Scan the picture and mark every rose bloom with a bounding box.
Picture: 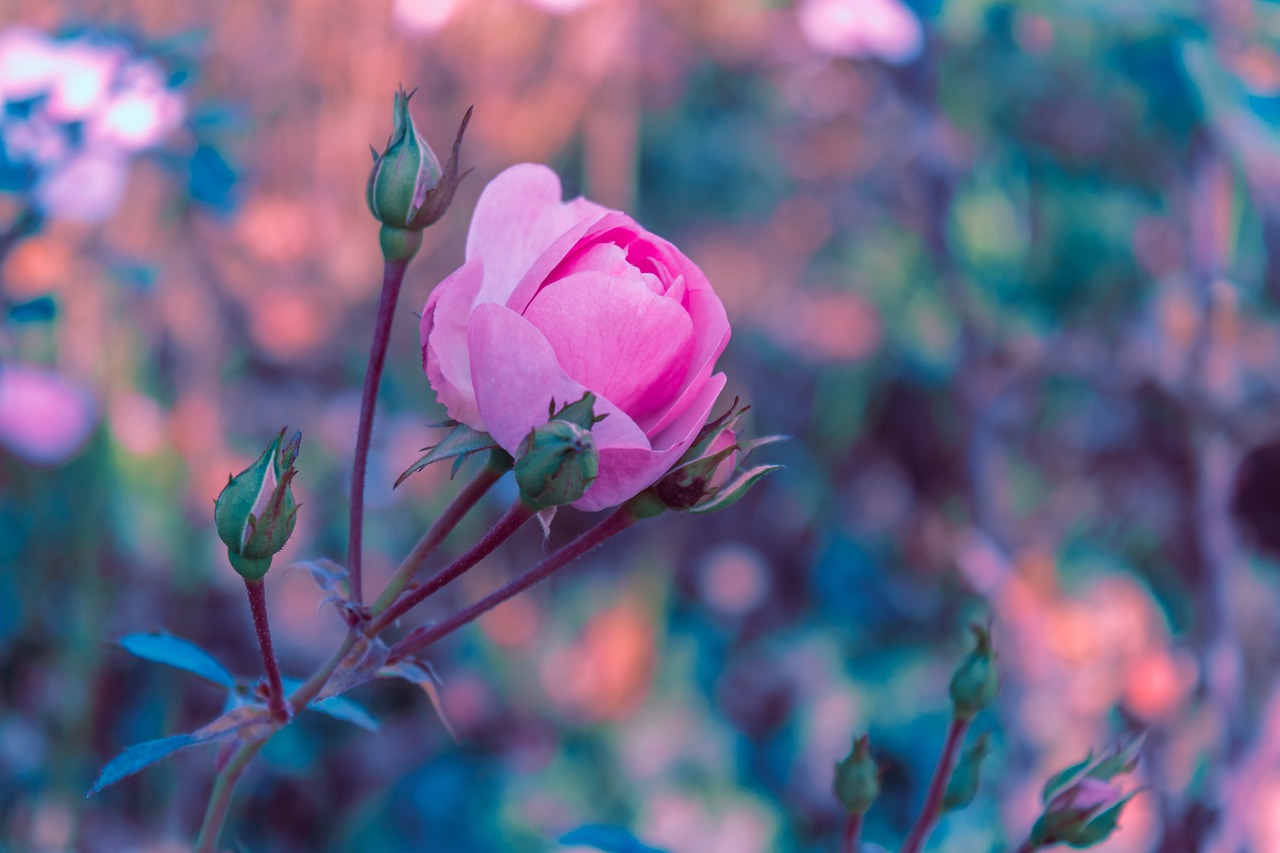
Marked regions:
[421,164,730,511]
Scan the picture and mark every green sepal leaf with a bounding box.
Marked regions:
[735,434,788,458]
[1066,791,1141,848]
[548,391,608,431]
[1042,753,1093,804]
[1087,735,1145,782]
[685,464,782,514]
[395,422,499,487]
[118,632,235,688]
[559,825,671,853]
[89,705,275,795]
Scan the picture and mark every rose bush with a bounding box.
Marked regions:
[420,163,730,511]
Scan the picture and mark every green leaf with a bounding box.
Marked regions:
[89,705,275,794]
[395,422,499,486]
[118,632,235,688]
[686,464,783,514]
[89,733,201,795]
[559,825,670,853]
[280,678,378,732]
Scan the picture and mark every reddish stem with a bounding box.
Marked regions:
[899,716,970,853]
[347,259,409,607]
[841,812,865,853]
[244,579,289,721]
[369,453,510,617]
[366,500,535,635]
[388,506,635,662]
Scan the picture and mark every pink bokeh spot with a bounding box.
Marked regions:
[0,364,96,465]
[798,0,924,65]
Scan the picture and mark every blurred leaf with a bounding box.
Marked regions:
[118,632,235,688]
[7,295,56,323]
[188,143,238,212]
[280,677,378,732]
[379,659,457,742]
[559,825,670,853]
[90,705,274,794]
[395,422,498,486]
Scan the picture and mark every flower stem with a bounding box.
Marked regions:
[369,452,511,617]
[191,631,356,850]
[347,259,410,607]
[366,499,535,635]
[388,506,636,662]
[899,716,970,853]
[193,739,266,853]
[244,578,289,722]
[842,812,865,853]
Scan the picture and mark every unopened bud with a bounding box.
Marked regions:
[833,735,880,815]
[366,87,471,261]
[942,732,992,812]
[214,428,301,580]
[655,428,737,510]
[515,420,598,510]
[949,623,998,720]
[1031,776,1134,848]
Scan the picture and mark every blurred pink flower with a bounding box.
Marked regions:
[34,148,130,222]
[0,27,61,101]
[0,363,96,465]
[393,0,459,34]
[798,0,923,65]
[420,163,730,510]
[521,0,595,14]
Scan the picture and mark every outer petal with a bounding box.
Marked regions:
[575,372,727,511]
[421,258,486,428]
[505,211,636,315]
[521,271,694,422]
[467,302,649,456]
[466,164,607,307]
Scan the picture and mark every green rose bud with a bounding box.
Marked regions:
[214,428,301,581]
[833,735,880,815]
[514,420,599,510]
[366,87,472,261]
[949,623,999,720]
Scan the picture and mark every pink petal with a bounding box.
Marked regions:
[575,372,727,511]
[421,257,486,428]
[466,164,607,308]
[505,211,636,315]
[522,271,695,423]
[467,302,649,456]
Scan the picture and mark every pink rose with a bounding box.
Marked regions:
[420,164,730,511]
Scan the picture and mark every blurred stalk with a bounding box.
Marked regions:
[898,716,970,853]
[369,450,511,617]
[387,506,636,661]
[841,812,864,853]
[365,499,535,635]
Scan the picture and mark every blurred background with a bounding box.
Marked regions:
[3,0,1280,850]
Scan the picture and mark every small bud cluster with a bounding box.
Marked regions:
[214,428,301,581]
